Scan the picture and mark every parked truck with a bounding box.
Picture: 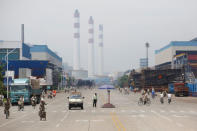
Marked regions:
[10,78,42,104]
[174,83,189,97]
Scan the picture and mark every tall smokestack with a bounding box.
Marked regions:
[21,24,24,44]
[73,9,80,70]
[88,16,95,77]
[98,24,104,76]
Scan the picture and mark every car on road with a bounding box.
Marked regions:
[67,92,84,110]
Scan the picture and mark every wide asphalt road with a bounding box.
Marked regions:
[0,88,197,131]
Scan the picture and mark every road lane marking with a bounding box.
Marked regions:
[92,120,104,122]
[21,121,34,123]
[56,123,60,127]
[0,114,27,128]
[139,114,145,117]
[140,110,145,113]
[76,120,88,122]
[110,113,121,131]
[130,110,136,113]
[121,110,125,113]
[52,110,57,113]
[111,112,126,131]
[176,122,183,127]
[173,115,187,118]
[180,110,185,113]
[151,110,172,122]
[170,110,175,113]
[160,110,165,113]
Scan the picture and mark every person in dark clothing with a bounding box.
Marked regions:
[93,93,97,108]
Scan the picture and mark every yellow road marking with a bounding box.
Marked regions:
[110,112,126,131]
[113,112,126,131]
[110,113,121,131]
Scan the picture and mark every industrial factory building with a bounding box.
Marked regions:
[0,41,31,60]
[30,45,62,68]
[155,38,197,70]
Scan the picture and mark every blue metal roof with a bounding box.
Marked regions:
[155,41,197,54]
[30,45,62,62]
[1,60,49,77]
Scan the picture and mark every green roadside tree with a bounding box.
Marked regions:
[118,75,129,88]
[0,64,6,95]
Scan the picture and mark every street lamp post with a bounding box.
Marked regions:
[5,48,17,98]
[145,42,150,68]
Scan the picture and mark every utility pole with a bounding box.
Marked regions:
[145,42,150,68]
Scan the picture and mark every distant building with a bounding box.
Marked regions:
[0,41,31,60]
[155,38,197,70]
[30,45,62,68]
[71,70,88,79]
[140,58,148,68]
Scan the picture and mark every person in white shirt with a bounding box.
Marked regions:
[167,93,172,104]
[160,92,164,104]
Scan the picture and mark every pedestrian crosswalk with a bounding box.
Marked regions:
[3,108,197,115]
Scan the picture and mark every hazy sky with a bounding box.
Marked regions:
[0,0,197,73]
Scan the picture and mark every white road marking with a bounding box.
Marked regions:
[59,111,70,124]
[0,114,27,128]
[81,110,86,113]
[130,115,137,117]
[140,110,145,113]
[173,115,187,118]
[91,120,104,122]
[111,110,115,113]
[52,110,57,113]
[160,110,165,113]
[21,121,34,123]
[101,110,104,112]
[62,110,67,113]
[176,122,183,127]
[130,110,136,113]
[56,123,60,127]
[180,110,185,113]
[189,110,197,114]
[170,110,175,113]
[76,120,89,122]
[151,110,172,122]
[121,110,125,113]
[139,114,145,117]
[91,110,96,113]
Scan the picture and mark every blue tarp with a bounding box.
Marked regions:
[187,83,197,93]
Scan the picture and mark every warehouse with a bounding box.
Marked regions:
[30,45,62,68]
[155,38,197,69]
[0,40,31,60]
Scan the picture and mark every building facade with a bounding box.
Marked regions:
[30,45,62,68]
[140,58,148,68]
[155,38,197,69]
[0,41,31,60]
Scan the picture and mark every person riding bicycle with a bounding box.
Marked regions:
[4,98,10,118]
[40,97,46,111]
[18,96,24,111]
[143,92,148,105]
[151,87,155,99]
[31,95,37,106]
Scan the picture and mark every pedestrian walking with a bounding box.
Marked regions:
[167,92,172,104]
[93,93,97,108]
[160,92,164,104]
